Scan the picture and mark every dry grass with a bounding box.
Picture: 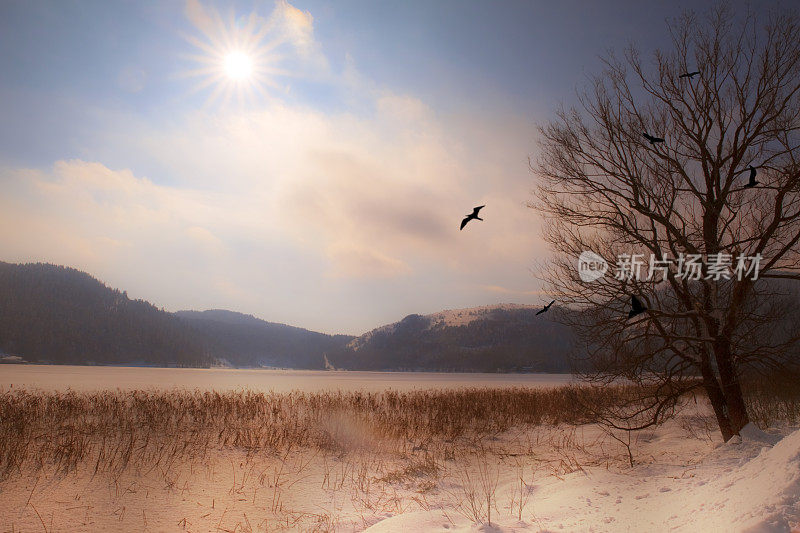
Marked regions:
[743,373,800,428]
[0,382,797,482]
[0,385,639,480]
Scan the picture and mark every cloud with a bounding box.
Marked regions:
[1,161,237,265]
[327,244,411,279]
[271,0,316,56]
[267,0,329,76]
[111,96,471,278]
[186,225,224,252]
[76,83,546,279]
[376,94,432,123]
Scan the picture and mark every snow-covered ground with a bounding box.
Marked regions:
[365,423,800,532]
[2,405,798,532]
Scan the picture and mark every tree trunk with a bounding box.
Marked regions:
[714,340,750,437]
[699,354,735,441]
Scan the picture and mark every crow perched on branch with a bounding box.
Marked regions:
[742,165,759,188]
[628,295,647,319]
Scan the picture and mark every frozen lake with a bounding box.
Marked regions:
[0,365,574,392]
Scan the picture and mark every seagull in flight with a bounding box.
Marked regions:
[460,205,485,230]
[643,132,665,145]
[536,300,555,316]
[742,165,759,188]
[679,71,700,79]
[628,295,647,319]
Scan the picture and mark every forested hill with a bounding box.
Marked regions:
[0,262,210,366]
[327,305,579,372]
[0,262,351,368]
[175,310,353,369]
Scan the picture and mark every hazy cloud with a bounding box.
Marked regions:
[271,0,316,56]
[327,244,411,279]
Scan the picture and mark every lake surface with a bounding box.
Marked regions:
[0,365,574,392]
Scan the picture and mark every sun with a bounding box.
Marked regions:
[223,51,253,81]
[181,7,288,107]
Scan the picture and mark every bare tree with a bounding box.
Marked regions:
[533,5,800,441]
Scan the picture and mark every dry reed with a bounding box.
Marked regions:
[0,382,796,481]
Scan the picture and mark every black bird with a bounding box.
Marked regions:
[536,300,555,316]
[460,205,485,230]
[643,132,665,144]
[679,70,700,79]
[628,295,647,319]
[743,165,759,188]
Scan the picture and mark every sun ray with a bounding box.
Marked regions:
[180,4,288,107]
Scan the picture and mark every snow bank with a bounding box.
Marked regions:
[688,426,800,532]
[365,427,800,532]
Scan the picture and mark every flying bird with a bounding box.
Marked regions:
[628,295,647,319]
[643,132,665,144]
[460,205,485,230]
[742,165,759,188]
[536,300,556,316]
[679,71,700,79]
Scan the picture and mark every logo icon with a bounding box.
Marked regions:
[578,251,608,282]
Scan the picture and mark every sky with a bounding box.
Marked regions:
[0,0,760,334]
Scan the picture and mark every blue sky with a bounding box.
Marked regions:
[0,0,759,334]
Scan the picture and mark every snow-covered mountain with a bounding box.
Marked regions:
[347,304,540,351]
[333,304,578,372]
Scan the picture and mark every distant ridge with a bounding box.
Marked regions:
[0,261,578,372]
[347,304,539,351]
[175,309,353,369]
[331,304,578,372]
